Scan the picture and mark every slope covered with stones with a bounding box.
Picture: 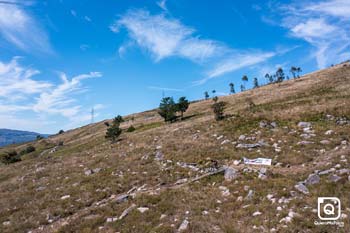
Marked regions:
[0,62,350,233]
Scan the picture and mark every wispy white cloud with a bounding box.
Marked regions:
[113,10,223,63]
[33,72,102,118]
[70,9,77,17]
[305,0,350,19]
[0,57,102,132]
[157,0,168,11]
[118,41,134,58]
[290,18,336,40]
[0,2,53,54]
[114,10,198,61]
[178,38,221,63]
[113,9,274,84]
[84,16,91,22]
[0,57,52,98]
[273,0,350,68]
[147,86,184,92]
[199,52,275,84]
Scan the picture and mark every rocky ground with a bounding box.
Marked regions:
[0,62,350,232]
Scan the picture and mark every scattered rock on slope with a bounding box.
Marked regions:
[298,122,311,128]
[236,143,261,149]
[137,207,149,213]
[178,219,189,232]
[119,204,137,220]
[294,183,309,194]
[155,151,164,161]
[329,174,341,183]
[224,167,238,181]
[305,173,320,186]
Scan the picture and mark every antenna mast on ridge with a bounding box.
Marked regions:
[91,107,94,124]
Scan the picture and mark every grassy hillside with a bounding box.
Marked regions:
[0,62,350,233]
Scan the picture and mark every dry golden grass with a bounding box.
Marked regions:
[0,62,350,233]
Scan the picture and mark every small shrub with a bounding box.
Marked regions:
[104,122,110,127]
[0,151,21,164]
[105,116,123,142]
[127,125,136,132]
[19,149,27,156]
[212,101,226,121]
[106,124,122,142]
[113,115,124,124]
[58,141,64,146]
[19,146,35,155]
[25,145,36,153]
[58,130,65,134]
[36,135,44,140]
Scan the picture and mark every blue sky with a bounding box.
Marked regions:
[0,0,349,133]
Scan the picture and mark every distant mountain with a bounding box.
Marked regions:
[0,129,50,147]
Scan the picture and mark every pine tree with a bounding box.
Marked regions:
[275,68,285,83]
[105,122,122,142]
[177,96,189,119]
[240,84,245,92]
[158,97,177,122]
[229,83,235,94]
[204,91,209,100]
[290,66,302,79]
[290,66,297,79]
[242,75,248,90]
[253,77,259,88]
[113,115,124,124]
[105,115,123,142]
[265,73,273,84]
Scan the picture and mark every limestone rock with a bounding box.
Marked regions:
[178,219,189,232]
[295,183,309,194]
[305,174,320,186]
[137,207,149,213]
[155,151,164,161]
[224,167,238,181]
[298,122,311,128]
[320,140,330,145]
[119,204,136,220]
[252,211,262,216]
[236,143,261,149]
[329,174,341,183]
[61,195,70,200]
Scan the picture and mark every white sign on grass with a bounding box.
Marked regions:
[243,157,272,166]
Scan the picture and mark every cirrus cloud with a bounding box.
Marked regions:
[111,9,275,84]
[0,57,102,132]
[0,1,53,54]
[271,0,350,68]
